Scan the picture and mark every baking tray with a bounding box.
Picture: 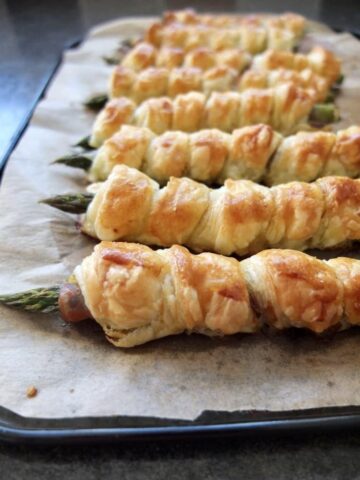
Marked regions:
[2,29,360,446]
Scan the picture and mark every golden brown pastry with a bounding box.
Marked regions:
[253,47,341,84]
[82,165,360,255]
[121,42,252,73]
[109,65,238,103]
[109,65,329,103]
[90,85,316,147]
[3,245,360,347]
[145,16,303,53]
[70,242,356,347]
[238,68,329,102]
[87,125,360,185]
[161,9,305,39]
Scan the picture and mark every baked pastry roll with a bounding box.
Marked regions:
[90,85,317,147]
[5,244,356,347]
[83,125,360,186]
[109,65,238,103]
[146,18,302,53]
[162,9,305,40]
[75,244,346,347]
[109,64,329,103]
[253,47,341,84]
[81,165,360,256]
[121,42,252,73]
[239,68,329,102]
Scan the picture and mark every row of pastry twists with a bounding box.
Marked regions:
[59,13,358,347]
[88,124,360,185]
[3,11,356,350]
[73,242,360,347]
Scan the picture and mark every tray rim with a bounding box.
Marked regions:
[2,405,360,445]
[1,24,360,446]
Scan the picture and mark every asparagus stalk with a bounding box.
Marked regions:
[40,193,94,214]
[84,94,108,112]
[52,151,96,171]
[74,135,95,150]
[0,287,60,314]
[309,103,339,126]
[102,38,138,65]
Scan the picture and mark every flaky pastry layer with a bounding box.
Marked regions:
[90,85,316,147]
[74,242,360,347]
[89,125,360,185]
[109,65,330,104]
[83,165,360,256]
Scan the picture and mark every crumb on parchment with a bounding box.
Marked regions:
[26,386,38,398]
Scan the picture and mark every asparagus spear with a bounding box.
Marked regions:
[74,135,95,150]
[309,103,340,126]
[84,94,108,112]
[0,287,60,313]
[40,193,94,214]
[52,151,96,171]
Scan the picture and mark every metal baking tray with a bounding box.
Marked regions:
[2,30,360,446]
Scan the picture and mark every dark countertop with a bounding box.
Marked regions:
[2,0,360,476]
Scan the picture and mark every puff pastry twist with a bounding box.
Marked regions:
[145,20,301,54]
[120,43,340,86]
[83,165,360,256]
[121,42,252,73]
[88,125,360,185]
[109,65,330,104]
[90,85,316,147]
[73,242,360,347]
[254,47,341,85]
[161,10,305,39]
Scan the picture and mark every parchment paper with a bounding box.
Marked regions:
[1,17,360,421]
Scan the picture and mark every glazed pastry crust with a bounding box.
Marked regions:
[253,47,341,84]
[109,65,329,103]
[161,9,305,39]
[90,85,316,147]
[109,65,239,103]
[89,125,360,185]
[121,42,252,73]
[74,243,356,347]
[82,165,360,256]
[145,19,301,54]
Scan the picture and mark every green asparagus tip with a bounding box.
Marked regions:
[74,135,95,150]
[324,92,335,103]
[103,55,120,65]
[52,153,94,171]
[84,94,108,112]
[335,73,344,85]
[0,286,60,314]
[309,103,339,126]
[40,193,94,214]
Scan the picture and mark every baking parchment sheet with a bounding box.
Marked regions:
[1,17,360,421]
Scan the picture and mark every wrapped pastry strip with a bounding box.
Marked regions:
[118,43,340,87]
[145,20,301,54]
[109,65,330,103]
[45,165,360,256]
[57,125,360,186]
[253,47,342,85]
[2,243,360,347]
[90,85,323,147]
[121,42,252,73]
[161,9,305,39]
